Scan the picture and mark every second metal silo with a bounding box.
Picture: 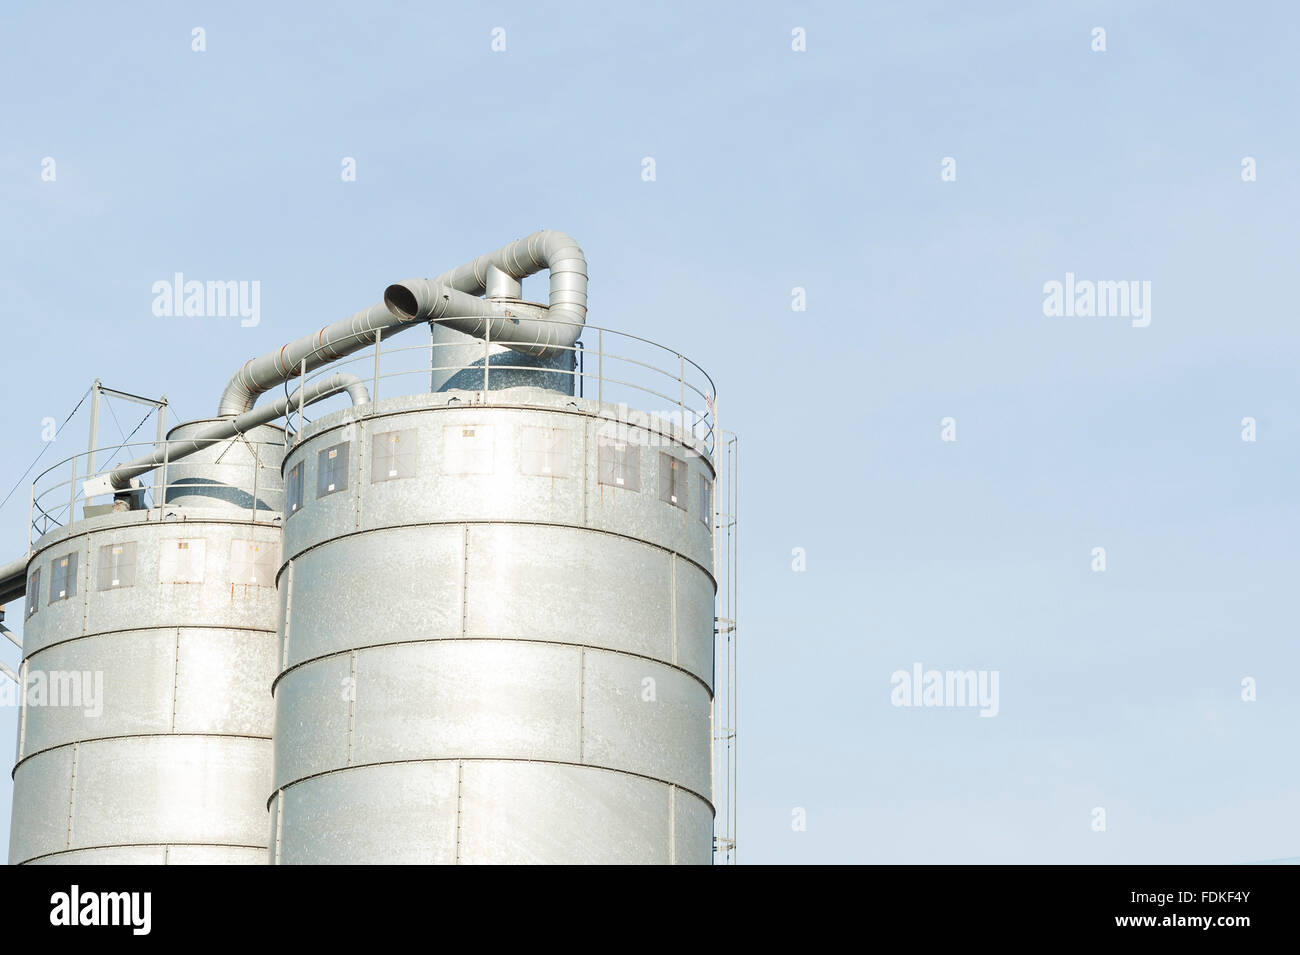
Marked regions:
[7,421,285,864]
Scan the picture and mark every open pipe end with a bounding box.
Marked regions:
[383,283,422,320]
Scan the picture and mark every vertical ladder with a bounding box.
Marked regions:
[711,431,738,864]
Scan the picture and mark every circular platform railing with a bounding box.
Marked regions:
[279,318,718,453]
[26,321,716,548]
[27,437,285,547]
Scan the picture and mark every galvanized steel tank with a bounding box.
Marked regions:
[270,387,716,863]
[7,425,285,864]
[162,419,286,514]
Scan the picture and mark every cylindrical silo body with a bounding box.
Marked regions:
[7,427,285,865]
[270,387,716,864]
[163,419,286,513]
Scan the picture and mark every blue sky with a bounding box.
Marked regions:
[1,0,1296,862]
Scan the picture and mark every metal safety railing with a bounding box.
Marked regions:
[25,320,718,549]
[27,436,285,548]
[280,318,719,456]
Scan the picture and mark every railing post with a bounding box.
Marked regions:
[483,313,491,395]
[160,439,170,509]
[154,397,167,508]
[85,379,102,482]
[597,329,604,405]
[28,481,35,547]
[679,355,686,442]
[251,438,261,518]
[372,328,382,404]
[297,359,306,443]
[67,455,77,523]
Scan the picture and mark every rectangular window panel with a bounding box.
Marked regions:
[699,475,712,526]
[658,453,687,509]
[521,427,572,478]
[317,442,350,497]
[231,539,277,587]
[26,568,39,619]
[160,538,206,583]
[443,426,494,474]
[97,542,138,590]
[49,552,78,603]
[286,462,304,517]
[372,429,418,483]
[598,439,640,490]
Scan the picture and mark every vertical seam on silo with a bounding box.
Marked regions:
[171,628,180,732]
[460,526,469,637]
[578,647,585,762]
[282,560,294,671]
[17,659,28,759]
[346,651,357,766]
[66,742,79,849]
[454,759,463,864]
[671,555,678,665]
[668,785,676,865]
[354,427,364,531]
[581,417,589,528]
[80,539,89,632]
[274,790,284,865]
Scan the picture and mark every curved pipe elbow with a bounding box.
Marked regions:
[419,228,588,337]
[383,278,581,357]
[343,375,370,406]
[289,372,370,409]
[385,233,587,357]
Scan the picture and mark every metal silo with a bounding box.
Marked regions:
[269,388,716,863]
[261,232,722,863]
[7,422,286,864]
